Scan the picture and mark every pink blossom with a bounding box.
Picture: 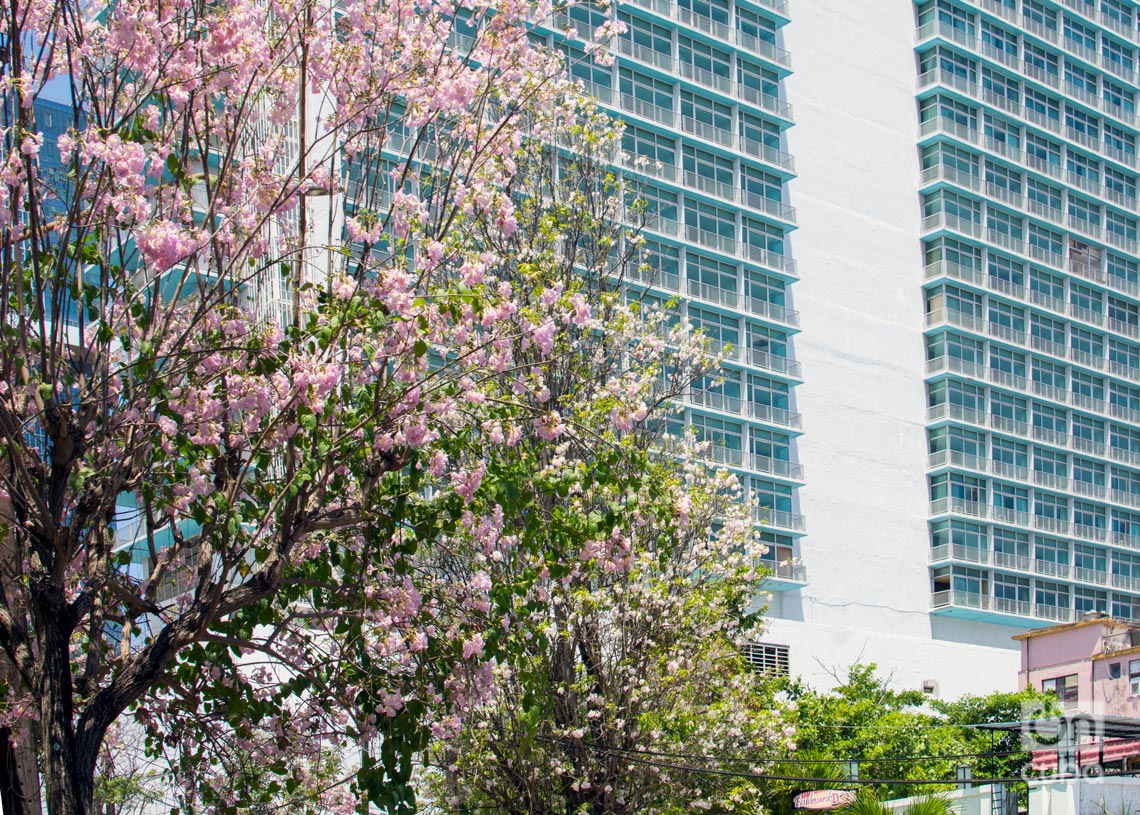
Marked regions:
[535,411,565,440]
[461,634,484,660]
[450,461,486,502]
[136,221,201,272]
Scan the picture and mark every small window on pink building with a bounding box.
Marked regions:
[1042,675,1079,709]
[1130,660,1140,696]
[1110,662,1122,680]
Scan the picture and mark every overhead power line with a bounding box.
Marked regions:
[578,744,1037,787]
[570,741,1027,766]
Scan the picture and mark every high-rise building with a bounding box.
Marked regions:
[552,0,809,585]
[779,0,1140,697]
[571,0,1140,697]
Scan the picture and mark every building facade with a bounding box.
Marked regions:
[1016,617,1140,773]
[766,0,1140,697]
[915,0,1140,640]
[578,0,1140,698]
[1017,616,1140,716]
[551,0,809,583]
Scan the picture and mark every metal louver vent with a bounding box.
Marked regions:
[741,642,790,677]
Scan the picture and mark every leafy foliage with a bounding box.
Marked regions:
[838,792,955,815]
[417,107,788,815]
[774,665,1059,801]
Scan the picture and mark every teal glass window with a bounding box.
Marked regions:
[1023,0,1057,31]
[992,391,1027,425]
[1064,16,1097,51]
[1110,339,1140,372]
[1103,37,1135,74]
[1105,123,1136,156]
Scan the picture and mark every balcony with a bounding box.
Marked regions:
[1073,479,1108,499]
[931,589,1077,626]
[1075,566,1110,585]
[924,259,986,287]
[614,36,673,72]
[748,453,805,482]
[974,0,1018,24]
[1035,559,1072,579]
[619,0,791,54]
[752,505,806,532]
[681,225,798,277]
[759,558,808,591]
[926,400,988,427]
[688,388,742,415]
[678,173,798,225]
[623,260,680,293]
[1035,604,1077,623]
[704,336,741,362]
[1035,470,1071,491]
[678,60,733,95]
[696,443,744,468]
[734,29,792,69]
[924,353,985,380]
[924,306,985,333]
[747,401,803,431]
[618,150,677,183]
[929,496,987,518]
[743,295,800,328]
[929,543,989,565]
[1113,572,1140,592]
[994,551,1032,571]
[739,135,796,173]
[619,93,675,127]
[746,348,803,379]
[1034,514,1071,535]
[1073,523,1109,543]
[686,277,738,308]
[926,448,988,475]
[933,589,987,611]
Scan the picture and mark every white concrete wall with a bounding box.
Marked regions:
[1032,777,1140,815]
[883,785,995,815]
[762,0,1020,699]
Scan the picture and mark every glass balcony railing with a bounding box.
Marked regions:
[748,454,805,481]
[746,402,803,430]
[760,559,807,586]
[688,388,742,415]
[931,589,1078,624]
[752,506,806,532]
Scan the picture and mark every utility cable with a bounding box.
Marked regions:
[573,743,1044,787]
[555,740,1029,767]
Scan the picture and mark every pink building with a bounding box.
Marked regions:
[1018,614,1140,773]
[1018,615,1140,717]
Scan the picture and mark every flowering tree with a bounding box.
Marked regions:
[431,444,794,815]
[418,110,793,815]
[0,0,658,808]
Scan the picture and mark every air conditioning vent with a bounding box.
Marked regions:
[742,642,790,677]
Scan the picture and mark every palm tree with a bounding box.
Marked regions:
[838,792,956,815]
[756,757,851,815]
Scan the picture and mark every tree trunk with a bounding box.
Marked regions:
[39,608,97,815]
[0,727,25,815]
[0,675,41,815]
